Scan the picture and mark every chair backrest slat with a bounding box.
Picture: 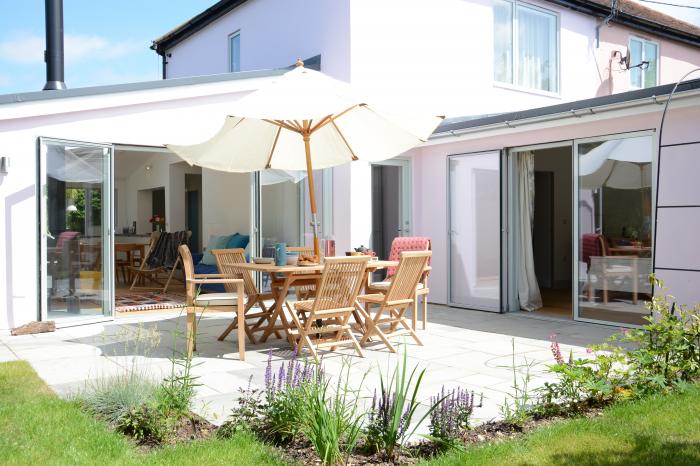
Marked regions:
[312,256,369,313]
[385,251,431,303]
[212,248,258,296]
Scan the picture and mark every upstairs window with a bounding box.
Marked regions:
[229,31,240,72]
[494,0,559,93]
[629,37,658,89]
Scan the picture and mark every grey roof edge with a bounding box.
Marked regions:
[434,78,700,135]
[0,68,285,107]
[152,0,249,54]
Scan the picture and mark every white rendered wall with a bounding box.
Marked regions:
[165,0,351,82]
[0,78,268,330]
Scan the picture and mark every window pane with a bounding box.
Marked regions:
[644,42,657,88]
[629,39,642,88]
[494,0,513,84]
[577,135,653,325]
[517,5,557,92]
[230,33,240,72]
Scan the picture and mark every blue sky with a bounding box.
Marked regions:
[0,0,698,95]
[0,0,217,94]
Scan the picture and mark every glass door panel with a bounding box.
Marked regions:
[40,139,113,324]
[448,152,501,311]
[575,134,653,325]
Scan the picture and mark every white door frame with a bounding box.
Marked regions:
[38,137,115,327]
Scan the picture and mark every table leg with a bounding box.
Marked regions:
[237,281,245,361]
[261,275,294,344]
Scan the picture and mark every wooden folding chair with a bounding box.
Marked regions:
[212,248,281,344]
[358,251,431,352]
[290,256,370,361]
[179,245,245,359]
[287,246,316,300]
[130,231,190,293]
[367,237,432,330]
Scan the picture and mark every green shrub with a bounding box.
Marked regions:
[116,404,167,444]
[542,276,700,410]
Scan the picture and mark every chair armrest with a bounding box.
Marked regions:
[194,273,230,278]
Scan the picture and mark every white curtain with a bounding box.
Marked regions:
[518,152,542,312]
[517,5,557,92]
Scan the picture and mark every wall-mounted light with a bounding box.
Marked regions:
[145,164,152,172]
[0,156,9,174]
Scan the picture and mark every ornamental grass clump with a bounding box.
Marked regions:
[427,387,482,449]
[364,348,443,460]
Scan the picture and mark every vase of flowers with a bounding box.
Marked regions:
[149,215,165,232]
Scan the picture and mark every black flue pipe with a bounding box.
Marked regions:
[43,0,66,90]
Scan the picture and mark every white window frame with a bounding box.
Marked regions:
[628,36,659,89]
[493,0,561,96]
[228,30,241,72]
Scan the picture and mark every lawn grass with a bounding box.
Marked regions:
[3,360,700,466]
[0,361,289,466]
[422,385,700,466]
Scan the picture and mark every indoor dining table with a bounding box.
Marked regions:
[232,259,399,345]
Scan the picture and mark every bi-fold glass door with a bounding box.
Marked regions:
[573,132,655,326]
[448,151,503,312]
[39,138,114,325]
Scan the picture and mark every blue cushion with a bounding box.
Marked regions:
[193,262,224,292]
[201,235,231,266]
[226,233,250,250]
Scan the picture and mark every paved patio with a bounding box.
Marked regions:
[0,304,617,429]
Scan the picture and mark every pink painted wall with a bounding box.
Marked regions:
[596,23,700,96]
[410,98,700,306]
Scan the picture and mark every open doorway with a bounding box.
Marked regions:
[512,145,573,319]
[371,159,411,279]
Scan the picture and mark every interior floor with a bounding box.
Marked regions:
[533,288,572,319]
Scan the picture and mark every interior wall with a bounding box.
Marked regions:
[201,169,251,242]
[533,146,573,289]
[261,181,301,247]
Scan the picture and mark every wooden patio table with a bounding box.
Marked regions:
[233,259,399,345]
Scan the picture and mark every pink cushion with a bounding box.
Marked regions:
[386,236,431,278]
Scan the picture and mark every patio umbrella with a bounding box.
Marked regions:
[167,60,443,258]
[579,137,652,190]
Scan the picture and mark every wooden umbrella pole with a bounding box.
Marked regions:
[303,131,321,259]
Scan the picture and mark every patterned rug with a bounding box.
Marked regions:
[115,291,186,313]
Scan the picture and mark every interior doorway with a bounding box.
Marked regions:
[511,144,573,319]
[371,159,411,278]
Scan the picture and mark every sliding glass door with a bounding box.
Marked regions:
[574,133,654,325]
[39,138,113,324]
[448,152,502,311]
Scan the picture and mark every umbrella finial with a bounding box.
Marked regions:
[295,58,304,68]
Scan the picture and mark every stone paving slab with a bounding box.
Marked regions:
[0,305,616,429]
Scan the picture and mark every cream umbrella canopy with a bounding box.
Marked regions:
[167,60,443,258]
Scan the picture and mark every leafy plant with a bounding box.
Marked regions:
[365,347,443,460]
[301,359,366,466]
[218,375,264,439]
[427,386,482,450]
[116,404,166,444]
[499,339,538,426]
[261,349,321,444]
